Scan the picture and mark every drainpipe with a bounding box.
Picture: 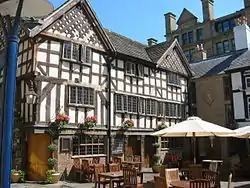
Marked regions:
[107,57,113,164]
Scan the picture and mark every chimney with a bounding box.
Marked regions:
[192,44,207,61]
[147,38,158,46]
[164,12,176,41]
[201,0,214,21]
[234,16,250,50]
[244,0,250,8]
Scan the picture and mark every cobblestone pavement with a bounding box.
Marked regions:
[11,169,250,188]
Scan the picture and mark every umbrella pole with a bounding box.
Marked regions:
[193,133,196,164]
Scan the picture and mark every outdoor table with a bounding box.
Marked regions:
[171,180,215,188]
[98,171,123,188]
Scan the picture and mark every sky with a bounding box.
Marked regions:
[50,0,244,45]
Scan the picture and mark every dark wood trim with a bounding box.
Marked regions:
[40,83,56,102]
[46,40,51,75]
[34,76,67,84]
[37,65,47,76]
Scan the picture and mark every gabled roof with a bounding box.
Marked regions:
[190,49,246,78]
[27,0,115,53]
[177,8,198,25]
[149,40,192,77]
[105,29,151,62]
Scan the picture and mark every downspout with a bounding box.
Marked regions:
[107,58,112,163]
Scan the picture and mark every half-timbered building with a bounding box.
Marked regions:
[0,0,192,181]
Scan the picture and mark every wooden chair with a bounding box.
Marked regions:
[82,159,93,182]
[94,164,109,188]
[180,168,190,180]
[163,168,180,188]
[93,157,100,164]
[123,167,143,188]
[113,156,122,165]
[109,163,123,187]
[154,176,167,188]
[189,166,203,180]
[126,155,133,162]
[73,158,83,181]
[133,155,141,162]
[203,170,217,185]
[109,163,120,172]
[190,179,211,188]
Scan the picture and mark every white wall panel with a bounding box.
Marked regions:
[92,52,100,62]
[38,41,47,49]
[82,67,90,74]
[144,87,149,95]
[78,109,85,124]
[87,109,94,117]
[62,62,70,70]
[138,87,143,94]
[50,85,56,119]
[162,72,167,80]
[152,118,157,129]
[146,118,151,128]
[132,86,137,93]
[71,73,79,81]
[92,75,99,85]
[111,69,116,78]
[117,81,124,91]
[132,115,137,127]
[144,77,149,85]
[101,55,106,64]
[101,66,107,75]
[50,54,59,64]
[139,117,145,128]
[21,65,26,75]
[69,107,75,123]
[156,79,161,87]
[231,72,242,90]
[126,85,131,92]
[60,85,65,109]
[92,64,99,74]
[37,51,47,62]
[61,71,69,80]
[50,41,60,52]
[233,92,245,119]
[117,71,124,79]
[116,114,122,127]
[110,93,114,126]
[49,67,58,78]
[97,95,102,125]
[82,75,89,84]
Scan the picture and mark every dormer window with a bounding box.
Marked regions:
[63,41,92,64]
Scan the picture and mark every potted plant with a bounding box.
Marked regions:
[151,155,162,173]
[46,142,60,183]
[81,116,97,129]
[11,169,20,183]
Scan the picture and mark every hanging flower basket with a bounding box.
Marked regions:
[120,119,134,131]
[81,116,97,129]
[55,113,70,128]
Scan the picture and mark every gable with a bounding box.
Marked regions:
[156,41,192,77]
[44,5,104,50]
[28,0,115,53]
[177,8,198,25]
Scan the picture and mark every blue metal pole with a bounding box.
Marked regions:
[1,0,24,187]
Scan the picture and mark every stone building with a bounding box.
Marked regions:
[165,0,250,62]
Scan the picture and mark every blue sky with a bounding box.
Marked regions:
[51,0,244,44]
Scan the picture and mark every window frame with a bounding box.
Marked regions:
[72,135,105,156]
[69,86,95,107]
[245,77,250,88]
[62,42,79,61]
[60,137,71,153]
[196,28,203,42]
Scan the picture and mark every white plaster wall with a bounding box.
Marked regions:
[50,54,59,65]
[231,72,242,90]
[61,71,70,80]
[139,117,145,128]
[117,60,124,68]
[60,84,65,110]
[146,118,151,129]
[92,64,99,74]
[38,41,48,49]
[116,114,122,127]
[92,52,100,62]
[92,75,99,85]
[69,107,75,123]
[50,41,60,52]
[37,51,47,62]
[40,82,48,122]
[50,85,56,119]
[233,92,245,119]
[78,109,85,124]
[110,93,114,126]
[49,67,58,78]
[152,118,157,129]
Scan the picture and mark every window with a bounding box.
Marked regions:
[196,28,203,41]
[246,77,250,88]
[161,137,184,149]
[126,62,143,77]
[69,86,94,106]
[182,33,188,45]
[215,19,235,33]
[247,97,250,118]
[128,96,138,113]
[157,102,164,117]
[139,98,145,114]
[223,40,230,53]
[216,42,223,55]
[188,31,193,43]
[60,137,71,152]
[63,42,92,64]
[165,103,170,116]
[167,72,180,85]
[73,135,105,156]
[63,42,79,61]
[115,95,138,113]
[184,49,195,61]
[146,99,157,115]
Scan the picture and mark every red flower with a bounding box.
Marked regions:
[64,116,70,121]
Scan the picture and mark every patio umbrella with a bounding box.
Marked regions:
[151,116,235,163]
[228,126,250,138]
